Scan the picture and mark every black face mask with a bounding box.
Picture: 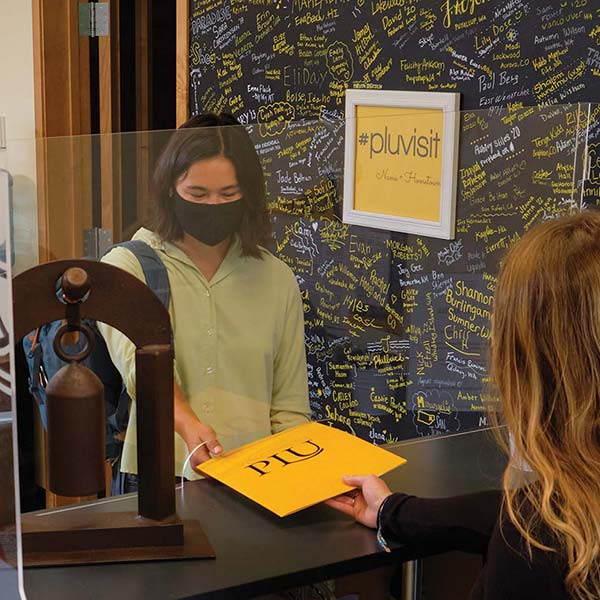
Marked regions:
[173,193,245,246]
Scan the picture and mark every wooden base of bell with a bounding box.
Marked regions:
[21,511,215,566]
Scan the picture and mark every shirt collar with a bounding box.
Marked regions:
[162,234,244,286]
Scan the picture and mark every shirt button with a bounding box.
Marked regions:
[205,290,210,297]
[206,366,214,374]
[207,328,214,336]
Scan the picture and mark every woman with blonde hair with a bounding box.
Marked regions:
[327,210,600,599]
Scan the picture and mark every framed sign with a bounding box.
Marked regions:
[343,89,460,239]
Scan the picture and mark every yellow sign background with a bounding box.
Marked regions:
[353,105,444,222]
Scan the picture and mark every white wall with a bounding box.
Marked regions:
[0,0,38,273]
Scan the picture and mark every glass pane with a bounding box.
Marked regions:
[8,106,587,487]
[3,105,589,556]
[0,106,588,579]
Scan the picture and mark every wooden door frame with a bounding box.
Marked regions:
[32,0,92,263]
[99,0,123,241]
[33,0,130,254]
[133,0,151,240]
[176,0,189,126]
[33,0,168,252]
[32,0,97,506]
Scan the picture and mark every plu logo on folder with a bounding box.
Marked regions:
[246,440,324,476]
[199,422,406,517]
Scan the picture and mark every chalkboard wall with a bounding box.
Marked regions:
[188,0,600,442]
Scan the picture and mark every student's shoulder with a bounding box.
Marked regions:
[101,228,163,277]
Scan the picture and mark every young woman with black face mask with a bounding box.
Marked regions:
[99,114,311,491]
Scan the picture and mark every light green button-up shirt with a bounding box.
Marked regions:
[99,228,311,479]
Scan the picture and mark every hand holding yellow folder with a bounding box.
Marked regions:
[198,422,406,517]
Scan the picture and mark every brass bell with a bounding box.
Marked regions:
[46,324,105,497]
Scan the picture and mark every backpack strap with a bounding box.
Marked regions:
[109,240,171,308]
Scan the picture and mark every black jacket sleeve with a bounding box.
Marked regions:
[379,490,503,555]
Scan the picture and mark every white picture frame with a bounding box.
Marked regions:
[343,89,460,240]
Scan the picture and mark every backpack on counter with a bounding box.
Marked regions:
[22,240,171,475]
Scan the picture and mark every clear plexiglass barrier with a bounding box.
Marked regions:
[1,104,598,567]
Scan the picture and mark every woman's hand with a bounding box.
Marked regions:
[325,475,393,529]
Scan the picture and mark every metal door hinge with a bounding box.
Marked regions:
[79,3,109,37]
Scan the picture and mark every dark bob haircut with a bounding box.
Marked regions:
[150,113,271,258]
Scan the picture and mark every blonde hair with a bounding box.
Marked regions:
[491,211,600,599]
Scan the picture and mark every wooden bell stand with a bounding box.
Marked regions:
[13,259,214,565]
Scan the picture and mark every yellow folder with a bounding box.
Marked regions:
[198,422,406,517]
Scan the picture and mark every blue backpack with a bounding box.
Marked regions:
[22,240,171,465]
